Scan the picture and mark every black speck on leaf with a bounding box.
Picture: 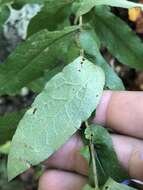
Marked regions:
[32,108,37,114]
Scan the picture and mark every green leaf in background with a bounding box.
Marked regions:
[79,29,124,90]
[0,26,79,95]
[8,56,105,180]
[0,5,9,32]
[0,141,11,154]
[28,0,74,35]
[77,0,143,16]
[85,125,128,185]
[0,159,24,190]
[92,6,143,70]
[12,0,43,5]
[0,0,13,6]
[102,178,137,190]
[27,33,80,93]
[80,145,90,163]
[0,110,26,145]
[28,65,64,93]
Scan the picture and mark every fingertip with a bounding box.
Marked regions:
[112,135,143,181]
[94,91,143,138]
[129,149,143,181]
[38,170,87,190]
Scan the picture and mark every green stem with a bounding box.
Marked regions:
[79,16,83,29]
[79,16,84,57]
[85,121,99,189]
[90,139,99,190]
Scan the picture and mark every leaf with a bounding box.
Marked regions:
[77,0,143,16]
[0,5,9,31]
[27,34,80,93]
[0,159,24,190]
[93,6,143,70]
[0,141,11,154]
[0,26,79,95]
[79,29,125,90]
[80,145,90,163]
[102,178,137,190]
[0,110,26,145]
[8,56,105,180]
[0,0,13,6]
[85,125,128,185]
[82,184,96,190]
[28,65,64,93]
[12,0,44,5]
[28,0,73,35]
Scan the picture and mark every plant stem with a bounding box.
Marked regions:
[79,16,84,57]
[90,139,99,190]
[85,121,89,128]
[85,121,99,189]
[79,16,83,29]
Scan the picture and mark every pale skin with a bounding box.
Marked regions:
[38,91,143,190]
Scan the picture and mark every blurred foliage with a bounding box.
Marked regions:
[0,158,24,190]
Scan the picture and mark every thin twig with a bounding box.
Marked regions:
[79,16,84,57]
[85,121,99,189]
[79,16,83,29]
[90,139,99,189]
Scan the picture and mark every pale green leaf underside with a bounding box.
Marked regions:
[102,178,137,190]
[8,56,105,180]
[82,184,95,190]
[77,0,143,16]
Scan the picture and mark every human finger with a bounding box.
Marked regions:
[94,91,143,138]
[44,133,143,181]
[38,170,87,190]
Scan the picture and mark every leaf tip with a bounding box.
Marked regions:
[7,154,31,181]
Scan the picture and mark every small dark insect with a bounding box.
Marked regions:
[32,108,37,114]
[80,57,85,65]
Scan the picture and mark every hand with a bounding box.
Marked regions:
[38,91,143,190]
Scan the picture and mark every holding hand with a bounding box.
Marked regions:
[38,91,143,190]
